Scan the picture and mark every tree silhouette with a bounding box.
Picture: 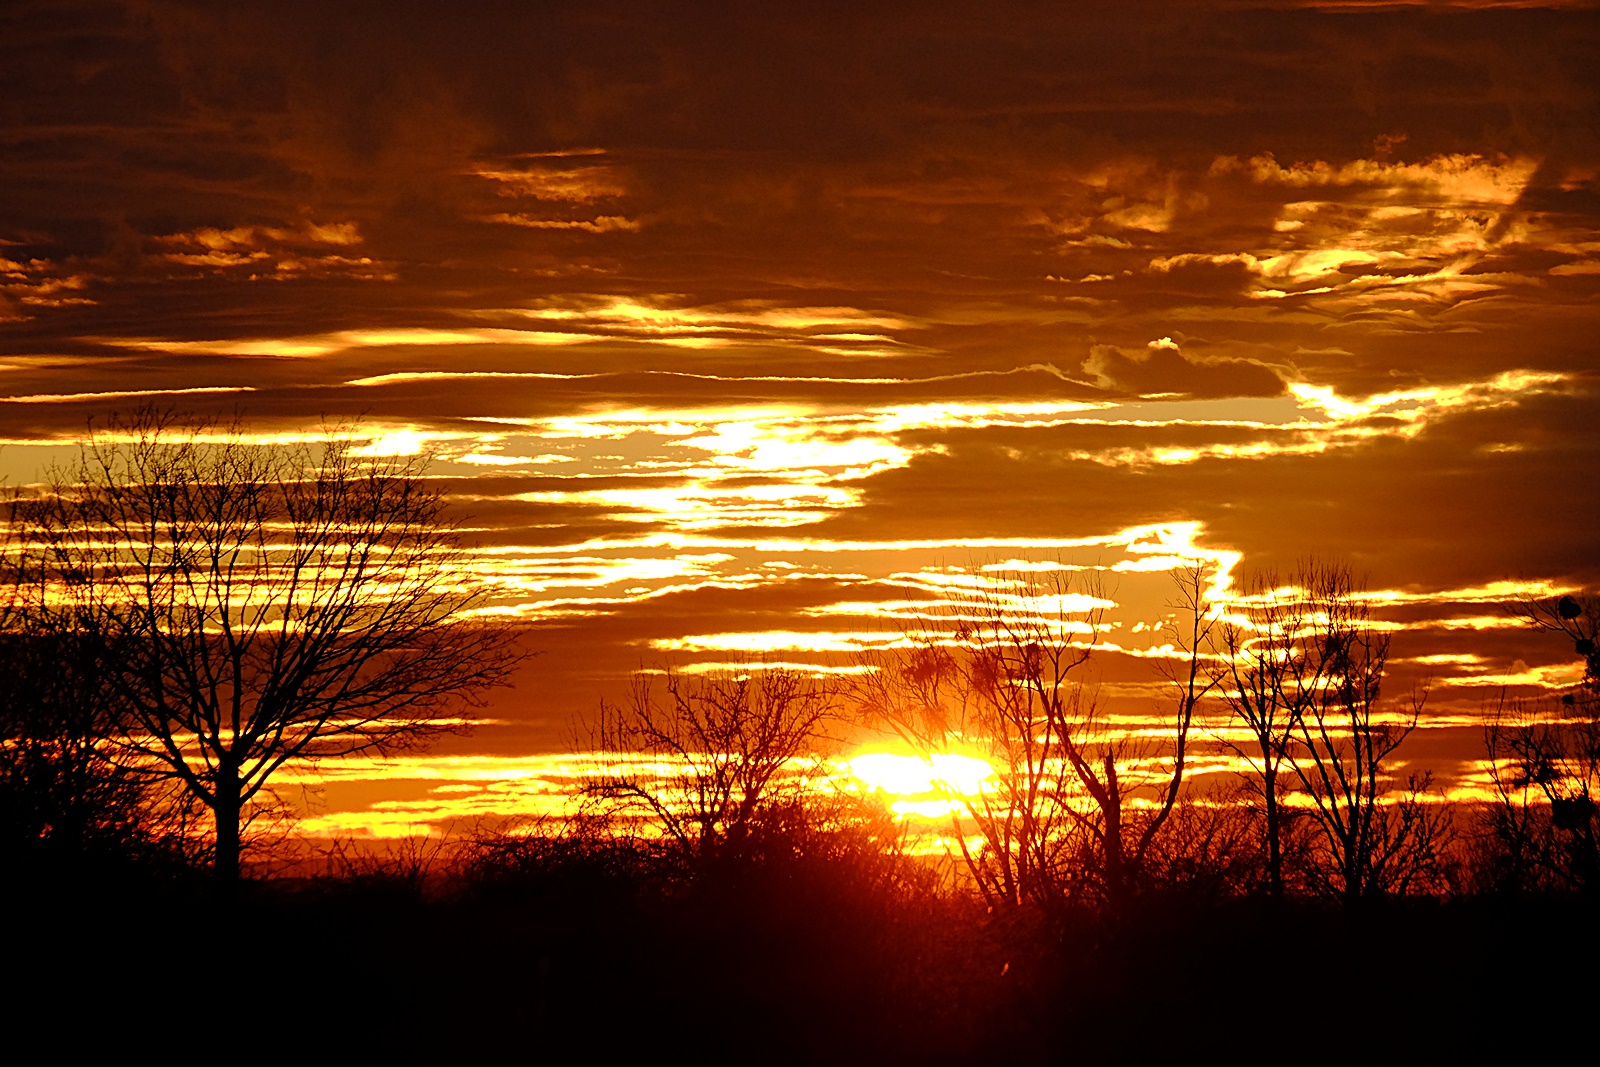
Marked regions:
[851,567,1102,908]
[853,564,1214,909]
[1481,591,1600,892]
[1212,561,1447,901]
[586,664,841,864]
[1284,564,1449,900]
[1133,563,1223,890]
[1209,568,1324,898]
[15,411,519,883]
[1511,593,1600,684]
[0,506,175,868]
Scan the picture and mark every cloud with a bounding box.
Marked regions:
[1144,253,1263,296]
[483,213,642,233]
[1216,153,1537,205]
[0,253,96,312]
[0,0,1596,809]
[149,218,393,279]
[1083,337,1289,397]
[470,161,629,202]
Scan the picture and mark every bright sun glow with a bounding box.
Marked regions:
[848,751,996,799]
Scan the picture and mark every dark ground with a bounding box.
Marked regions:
[6,848,1594,1064]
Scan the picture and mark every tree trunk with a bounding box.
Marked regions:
[1102,753,1124,904]
[1263,767,1283,900]
[213,768,241,887]
[1344,825,1364,906]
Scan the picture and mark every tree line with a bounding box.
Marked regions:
[591,564,1599,909]
[3,411,1598,911]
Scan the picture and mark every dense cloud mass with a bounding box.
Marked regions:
[2,0,1596,831]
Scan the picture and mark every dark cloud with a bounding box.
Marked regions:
[3,2,1595,336]
[836,383,1600,591]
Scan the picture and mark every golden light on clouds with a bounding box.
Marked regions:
[282,748,1010,840]
[3,0,1595,847]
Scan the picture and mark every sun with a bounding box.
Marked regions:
[845,746,996,819]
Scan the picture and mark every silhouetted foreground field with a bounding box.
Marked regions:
[8,834,1596,1064]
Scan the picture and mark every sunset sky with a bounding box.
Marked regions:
[3,0,1597,836]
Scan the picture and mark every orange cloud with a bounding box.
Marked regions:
[1083,337,1288,398]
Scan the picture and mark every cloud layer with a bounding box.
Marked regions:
[2,0,1596,833]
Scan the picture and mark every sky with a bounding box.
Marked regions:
[2,0,1597,836]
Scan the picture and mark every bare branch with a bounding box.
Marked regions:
[12,409,523,882]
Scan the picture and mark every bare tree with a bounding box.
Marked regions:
[1480,591,1600,892]
[1510,592,1600,686]
[1213,561,1448,901]
[853,564,1216,909]
[1210,566,1334,898]
[851,567,1104,909]
[1128,563,1223,891]
[585,664,841,864]
[0,497,169,865]
[15,410,519,883]
[1480,696,1600,892]
[1285,565,1450,901]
